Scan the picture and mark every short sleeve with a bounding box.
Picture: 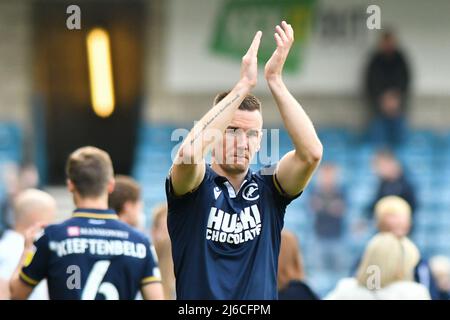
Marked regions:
[257,163,303,210]
[20,230,50,287]
[165,163,212,205]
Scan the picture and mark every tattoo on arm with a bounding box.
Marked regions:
[189,94,240,145]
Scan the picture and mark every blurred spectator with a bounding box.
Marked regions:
[1,163,39,234]
[151,203,175,300]
[19,164,40,190]
[353,196,440,299]
[429,255,450,300]
[375,196,438,298]
[326,232,430,300]
[309,163,347,272]
[365,30,411,147]
[0,188,56,299]
[375,195,411,237]
[368,150,417,221]
[278,230,318,300]
[0,163,20,234]
[108,175,144,230]
[369,89,408,146]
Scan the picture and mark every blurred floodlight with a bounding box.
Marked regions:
[86,28,115,118]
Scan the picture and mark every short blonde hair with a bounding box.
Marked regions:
[356,232,420,288]
[375,196,411,223]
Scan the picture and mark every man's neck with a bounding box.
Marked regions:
[211,163,248,193]
[119,215,136,228]
[74,196,109,210]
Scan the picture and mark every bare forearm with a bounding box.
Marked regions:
[170,81,252,195]
[141,282,165,300]
[263,21,321,195]
[170,30,261,196]
[9,248,33,299]
[267,76,322,162]
[176,81,252,164]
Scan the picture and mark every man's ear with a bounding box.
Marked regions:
[107,178,115,194]
[256,131,263,152]
[256,115,263,152]
[67,179,75,192]
[122,200,134,215]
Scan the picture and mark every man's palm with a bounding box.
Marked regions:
[240,31,262,88]
[265,21,294,79]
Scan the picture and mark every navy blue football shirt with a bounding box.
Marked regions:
[166,164,301,300]
[20,208,161,300]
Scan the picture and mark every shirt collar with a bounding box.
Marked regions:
[211,166,254,198]
[73,208,118,219]
[212,166,253,184]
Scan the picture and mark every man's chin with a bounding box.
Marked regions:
[220,163,248,175]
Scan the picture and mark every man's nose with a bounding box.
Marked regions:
[236,133,249,149]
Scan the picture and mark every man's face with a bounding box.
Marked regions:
[374,155,401,180]
[380,213,411,237]
[123,200,143,228]
[213,109,263,174]
[318,165,338,191]
[380,34,396,55]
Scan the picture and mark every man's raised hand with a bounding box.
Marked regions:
[264,21,294,81]
[240,30,262,89]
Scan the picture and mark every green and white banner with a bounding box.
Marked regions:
[211,0,316,73]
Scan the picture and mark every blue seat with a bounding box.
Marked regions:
[403,130,439,148]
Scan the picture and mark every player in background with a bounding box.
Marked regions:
[9,146,164,300]
[108,175,165,300]
[108,175,145,230]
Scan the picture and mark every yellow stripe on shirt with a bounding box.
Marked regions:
[72,213,118,220]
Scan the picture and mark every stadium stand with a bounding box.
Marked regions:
[133,124,450,297]
[0,122,22,204]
